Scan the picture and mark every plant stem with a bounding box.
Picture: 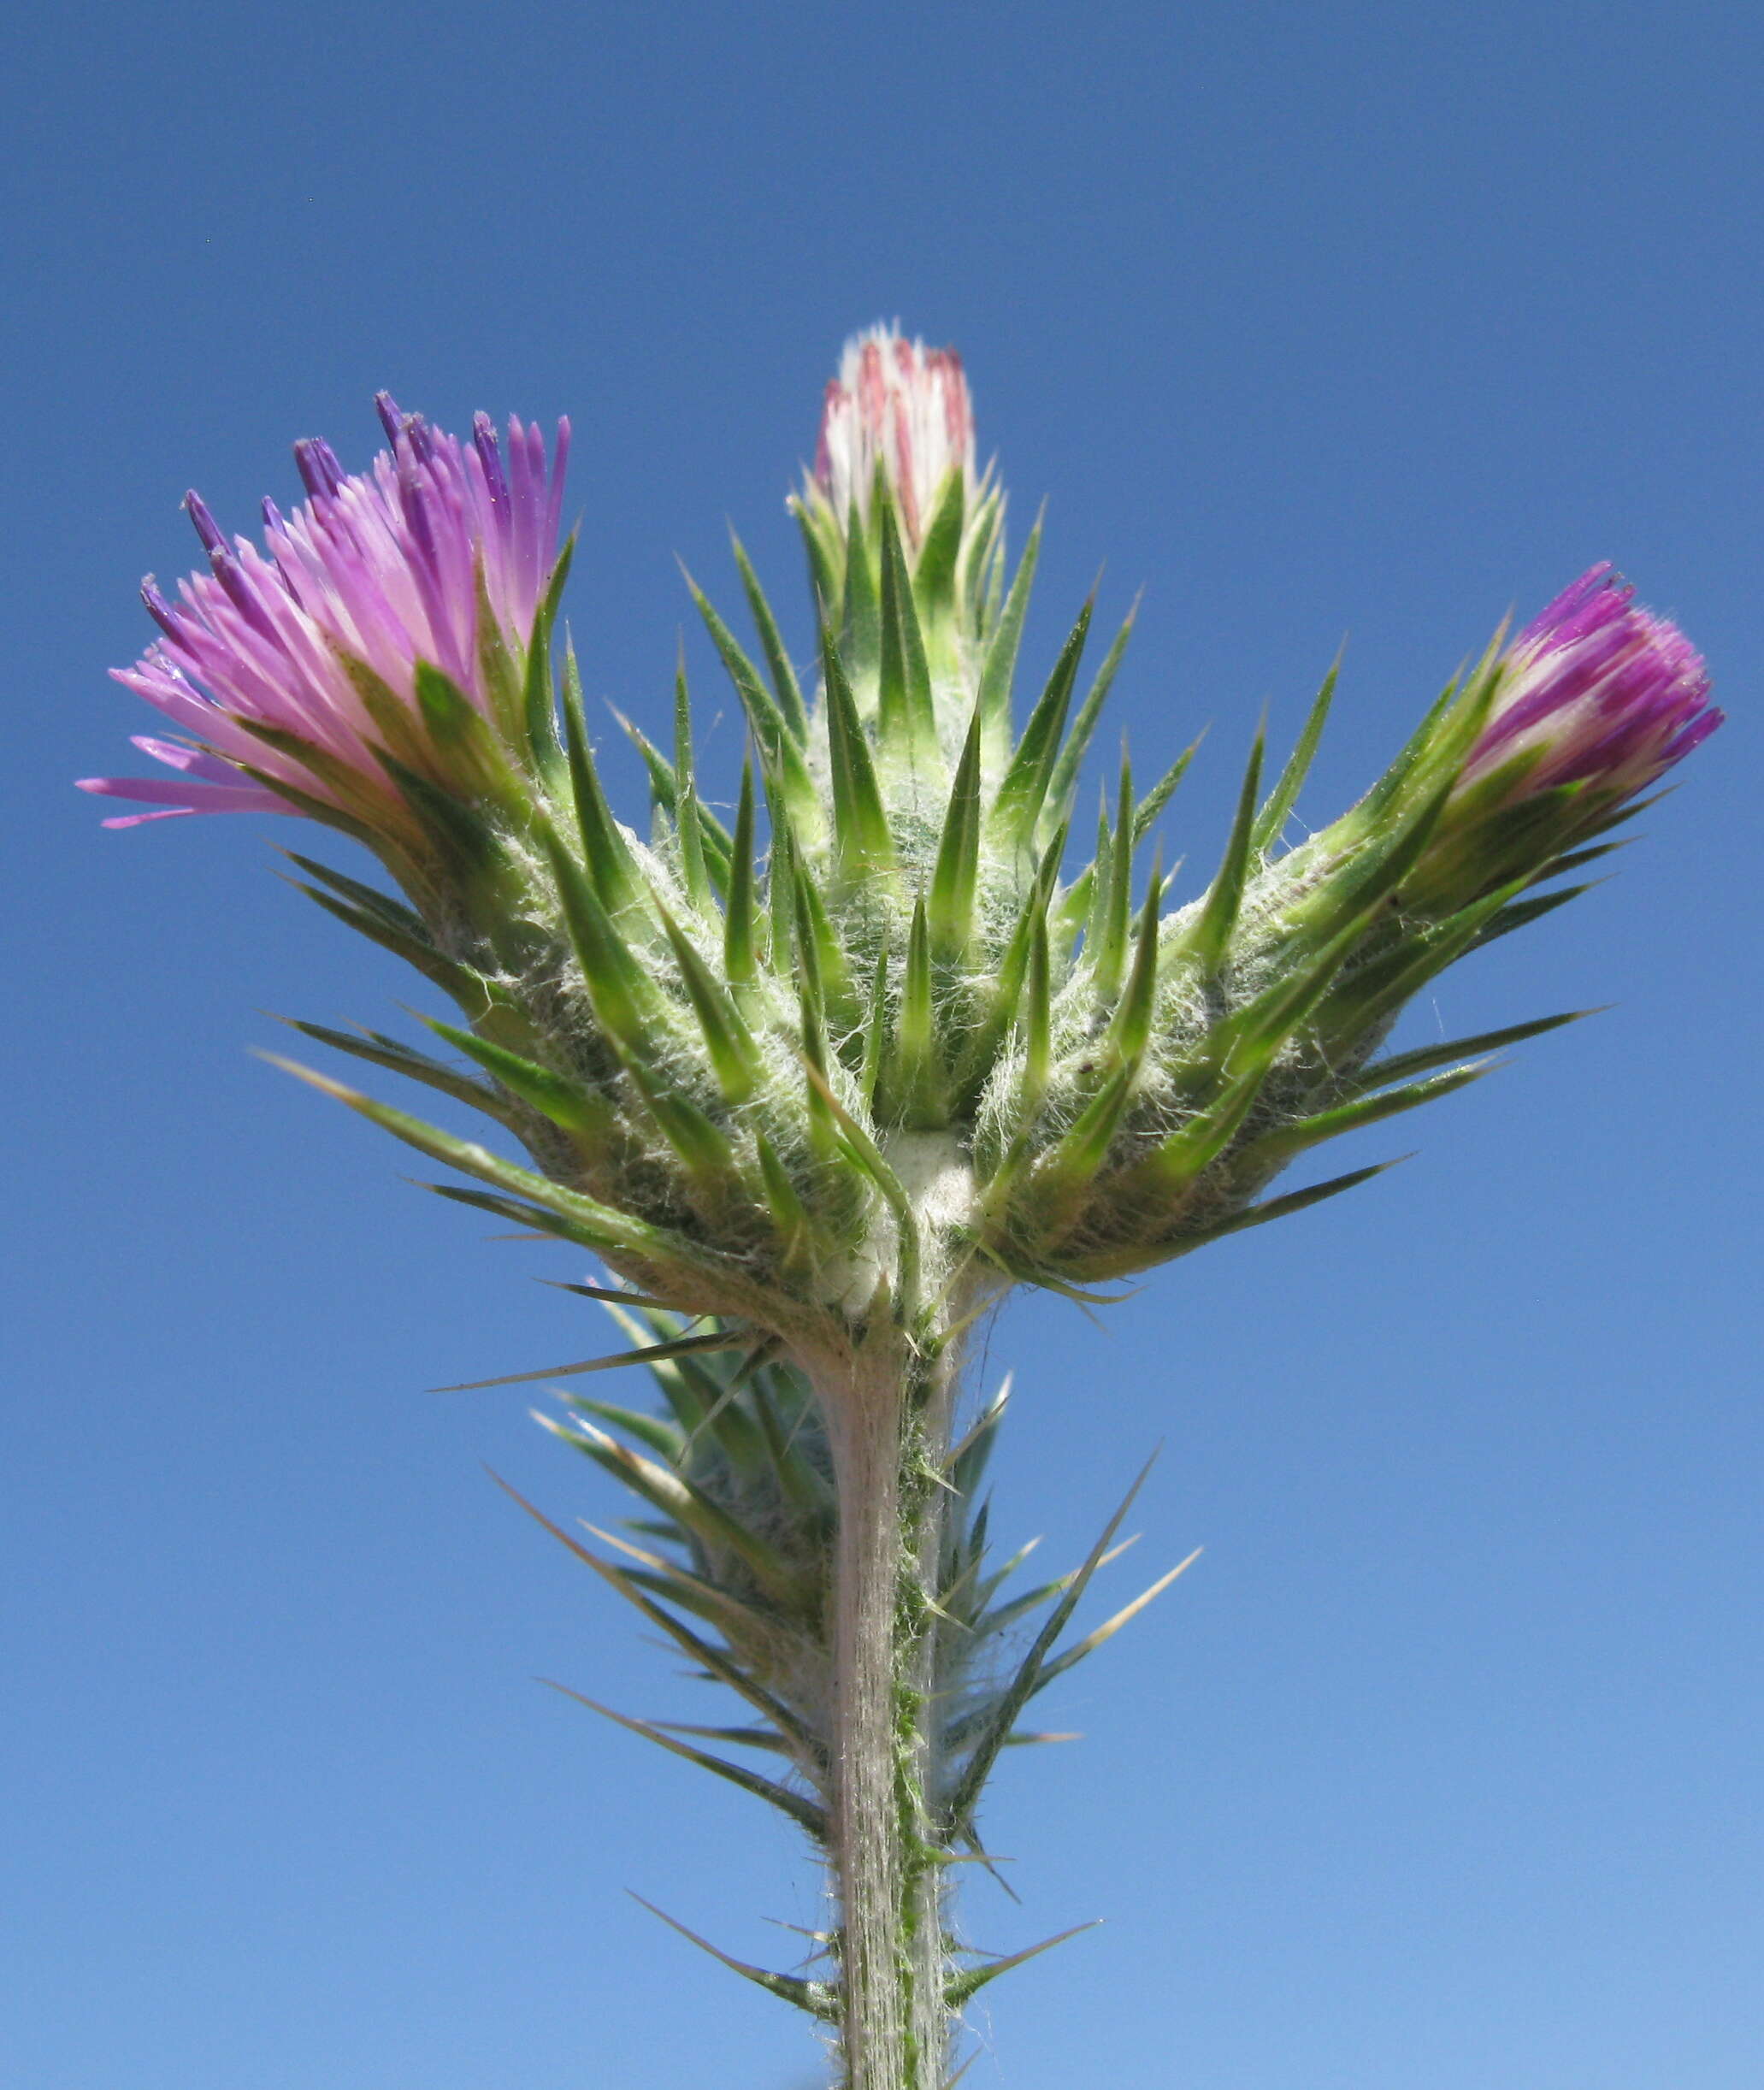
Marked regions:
[818,1340,960,2090]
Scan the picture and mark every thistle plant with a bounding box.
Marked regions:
[85,328,1720,2090]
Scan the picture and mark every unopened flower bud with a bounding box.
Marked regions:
[1398,564,1721,908]
[811,325,975,547]
[1462,564,1719,805]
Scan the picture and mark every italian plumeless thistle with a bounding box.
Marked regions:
[85,331,1720,2090]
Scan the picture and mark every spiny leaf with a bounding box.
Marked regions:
[945,1378,1012,1498]
[1046,597,1139,827]
[953,828,1067,1098]
[1358,1008,1596,1090]
[820,625,896,875]
[945,1923,1099,2010]
[796,1054,921,1314]
[423,1180,626,1254]
[654,898,760,1105]
[369,746,504,877]
[540,1278,675,1310]
[603,1555,782,1639]
[876,499,938,763]
[608,699,735,889]
[893,894,941,1126]
[274,1017,509,1120]
[411,661,510,798]
[753,1131,815,1268]
[491,1473,819,1745]
[626,1068,737,1183]
[546,1686,827,1837]
[671,644,711,911]
[652,1720,794,1755]
[236,720,413,835]
[337,653,439,776]
[560,1398,684,1462]
[858,944,890,1110]
[683,565,794,753]
[1359,667,1477,821]
[911,464,968,617]
[961,481,1008,636]
[1280,774,1454,937]
[538,820,657,1048]
[792,494,843,624]
[746,1367,835,1514]
[723,760,760,989]
[789,847,858,1037]
[544,1415,811,1610]
[1131,735,1203,847]
[729,528,810,740]
[941,1452,1159,1838]
[1120,1061,1274,1195]
[1242,1061,1490,1166]
[422,1018,612,1140]
[1537,837,1630,880]
[558,653,643,914]
[968,1538,1142,1645]
[683,566,819,829]
[280,852,426,942]
[1088,750,1136,1007]
[1027,1548,1201,1692]
[1106,846,1164,1066]
[1020,910,1052,1123]
[1180,723,1265,971]
[977,509,1043,730]
[628,1893,838,2018]
[1472,880,1599,948]
[992,595,1094,843]
[1252,660,1337,851]
[1203,902,1381,1073]
[284,878,482,999]
[594,1303,770,1478]
[521,532,574,779]
[1169,1156,1408,1260]
[929,701,985,954]
[433,1327,747,1394]
[1317,878,1527,1040]
[261,1054,664,1257]
[839,491,882,688]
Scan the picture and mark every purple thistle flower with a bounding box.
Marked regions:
[80,399,570,827]
[1461,564,1722,806]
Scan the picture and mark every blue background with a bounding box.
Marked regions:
[4,4,1759,2085]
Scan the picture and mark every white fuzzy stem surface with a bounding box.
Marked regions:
[819,1343,959,2090]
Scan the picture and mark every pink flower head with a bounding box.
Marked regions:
[813,325,975,546]
[80,396,571,826]
[1462,564,1721,806]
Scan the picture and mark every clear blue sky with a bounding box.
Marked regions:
[5,3,1760,2086]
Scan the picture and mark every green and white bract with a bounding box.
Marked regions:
[88,329,1719,2090]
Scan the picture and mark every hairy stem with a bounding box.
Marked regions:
[817,1340,961,2090]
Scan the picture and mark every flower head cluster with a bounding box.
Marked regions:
[81,344,1726,1325]
[80,397,569,826]
[811,325,975,546]
[1465,564,1720,804]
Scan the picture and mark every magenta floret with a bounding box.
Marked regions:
[1465,564,1722,803]
[80,400,570,826]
